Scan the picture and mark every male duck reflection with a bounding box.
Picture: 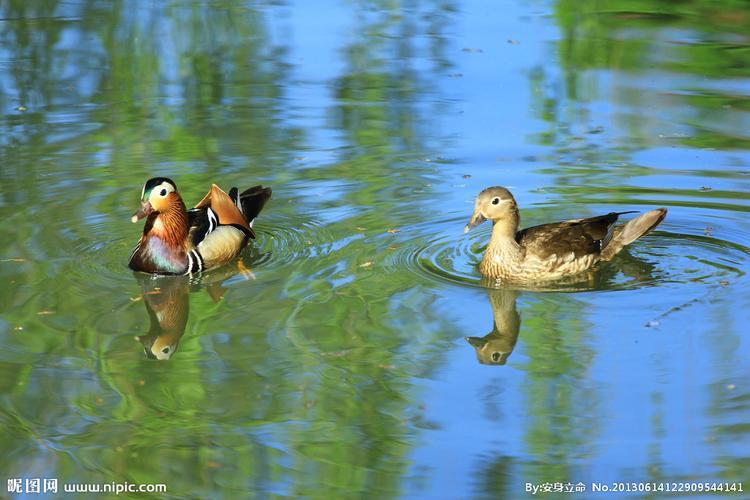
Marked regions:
[465,288,520,365]
[134,267,238,359]
[465,187,666,282]
[129,177,271,275]
[136,274,189,360]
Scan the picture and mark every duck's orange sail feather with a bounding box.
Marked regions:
[194,184,252,233]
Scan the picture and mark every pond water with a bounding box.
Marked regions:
[1,1,749,498]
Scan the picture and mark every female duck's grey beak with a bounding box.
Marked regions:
[131,200,154,223]
[464,336,488,348]
[464,211,487,233]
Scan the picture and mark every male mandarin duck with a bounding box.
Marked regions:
[129,177,272,275]
[464,186,667,282]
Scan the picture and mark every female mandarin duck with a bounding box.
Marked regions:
[129,177,272,275]
[465,187,666,282]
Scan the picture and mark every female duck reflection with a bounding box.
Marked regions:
[464,288,520,366]
[464,255,660,366]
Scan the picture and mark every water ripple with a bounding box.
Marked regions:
[251,214,338,271]
[384,214,750,292]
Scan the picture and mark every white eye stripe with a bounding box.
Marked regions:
[158,182,175,196]
[147,181,176,200]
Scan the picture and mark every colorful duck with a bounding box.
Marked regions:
[129,177,272,275]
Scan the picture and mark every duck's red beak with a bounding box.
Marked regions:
[131,200,154,223]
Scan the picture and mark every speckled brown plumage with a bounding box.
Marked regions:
[465,186,667,283]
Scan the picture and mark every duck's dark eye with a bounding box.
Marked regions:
[491,197,500,205]
[160,189,167,197]
[161,347,170,354]
[491,352,501,362]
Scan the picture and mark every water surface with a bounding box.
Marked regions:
[1,0,749,498]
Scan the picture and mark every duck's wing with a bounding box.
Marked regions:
[188,184,255,247]
[516,212,634,260]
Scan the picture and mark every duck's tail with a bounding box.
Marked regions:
[229,185,273,227]
[600,208,667,261]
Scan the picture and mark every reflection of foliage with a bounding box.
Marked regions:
[531,0,750,157]
[519,294,599,483]
[519,1,750,488]
[0,0,459,498]
[556,0,750,76]
[471,453,514,500]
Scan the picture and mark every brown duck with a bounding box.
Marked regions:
[465,187,667,282]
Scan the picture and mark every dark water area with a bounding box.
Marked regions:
[1,0,748,498]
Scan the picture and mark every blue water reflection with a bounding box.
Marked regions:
[0,0,748,498]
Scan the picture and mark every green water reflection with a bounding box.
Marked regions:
[1,0,749,498]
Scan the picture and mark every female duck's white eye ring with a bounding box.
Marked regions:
[491,197,500,205]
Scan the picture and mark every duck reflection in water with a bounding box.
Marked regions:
[465,288,520,366]
[135,274,190,360]
[134,271,231,360]
[464,248,661,366]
